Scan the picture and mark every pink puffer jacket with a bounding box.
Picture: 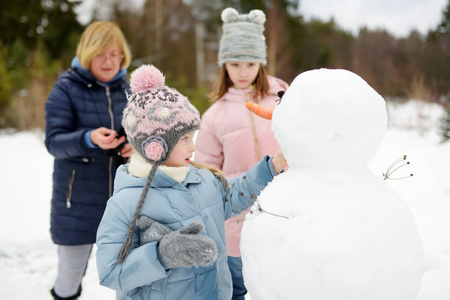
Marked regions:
[195,75,289,256]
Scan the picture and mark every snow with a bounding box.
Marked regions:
[0,130,115,299]
[241,70,449,300]
[0,93,449,299]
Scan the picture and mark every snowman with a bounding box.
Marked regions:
[240,69,424,300]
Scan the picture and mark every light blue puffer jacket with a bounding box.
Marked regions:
[96,156,276,300]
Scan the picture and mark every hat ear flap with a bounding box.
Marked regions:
[141,136,168,163]
[248,9,266,25]
[221,7,239,22]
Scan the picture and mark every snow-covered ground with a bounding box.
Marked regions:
[0,99,448,299]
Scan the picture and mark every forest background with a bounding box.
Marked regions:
[0,0,449,136]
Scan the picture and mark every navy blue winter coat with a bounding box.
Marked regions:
[45,67,129,245]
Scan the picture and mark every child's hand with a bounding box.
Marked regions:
[272,150,288,174]
[158,221,218,268]
[137,216,173,244]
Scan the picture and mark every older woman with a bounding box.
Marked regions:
[45,21,134,300]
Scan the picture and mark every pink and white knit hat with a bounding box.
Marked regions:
[117,65,200,263]
[122,64,200,164]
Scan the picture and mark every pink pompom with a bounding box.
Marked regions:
[144,141,165,161]
[130,64,165,94]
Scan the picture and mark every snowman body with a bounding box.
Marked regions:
[240,69,424,300]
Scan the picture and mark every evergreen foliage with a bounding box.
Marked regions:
[437,1,450,35]
[0,43,12,108]
[436,1,450,142]
[0,0,82,129]
[0,0,449,130]
[441,108,450,142]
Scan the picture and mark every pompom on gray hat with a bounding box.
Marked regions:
[218,8,267,66]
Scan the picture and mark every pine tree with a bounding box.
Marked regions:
[437,0,450,35]
[441,107,450,142]
[438,1,450,142]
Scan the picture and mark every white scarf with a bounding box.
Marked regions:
[128,153,190,183]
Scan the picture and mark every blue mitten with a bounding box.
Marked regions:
[136,215,173,244]
[158,221,218,268]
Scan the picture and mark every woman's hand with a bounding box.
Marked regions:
[120,143,135,158]
[272,150,288,174]
[90,127,126,150]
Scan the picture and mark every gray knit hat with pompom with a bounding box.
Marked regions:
[218,8,267,66]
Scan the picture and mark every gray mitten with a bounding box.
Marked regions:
[136,216,173,244]
[158,221,218,268]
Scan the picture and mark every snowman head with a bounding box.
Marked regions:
[248,69,387,169]
[278,69,387,169]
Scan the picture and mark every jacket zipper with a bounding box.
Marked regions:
[66,170,76,208]
[106,86,114,198]
[246,93,261,161]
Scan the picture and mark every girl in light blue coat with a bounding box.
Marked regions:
[96,65,287,300]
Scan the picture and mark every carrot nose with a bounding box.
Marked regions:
[246,102,274,120]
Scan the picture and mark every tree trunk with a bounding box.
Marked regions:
[267,0,279,76]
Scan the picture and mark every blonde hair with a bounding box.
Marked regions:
[191,161,229,191]
[209,64,269,102]
[76,21,131,70]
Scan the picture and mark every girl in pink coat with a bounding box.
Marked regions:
[194,7,289,300]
